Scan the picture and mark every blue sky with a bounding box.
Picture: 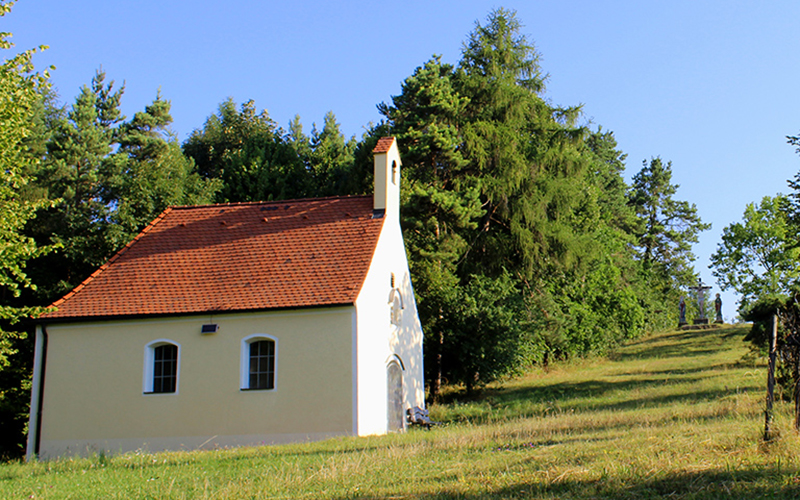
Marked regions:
[5,1,800,318]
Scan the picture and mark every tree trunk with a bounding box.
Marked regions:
[429,327,443,403]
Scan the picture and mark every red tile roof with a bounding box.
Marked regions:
[41,196,385,321]
[373,137,395,153]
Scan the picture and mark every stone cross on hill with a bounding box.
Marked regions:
[688,279,712,325]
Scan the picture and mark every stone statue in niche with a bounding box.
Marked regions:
[389,288,404,326]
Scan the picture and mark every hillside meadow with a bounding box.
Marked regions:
[4,325,800,499]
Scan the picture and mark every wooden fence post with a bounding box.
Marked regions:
[765,314,778,441]
[794,350,800,432]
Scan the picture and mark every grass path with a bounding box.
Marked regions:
[4,325,800,499]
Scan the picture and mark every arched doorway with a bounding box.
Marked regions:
[387,360,404,432]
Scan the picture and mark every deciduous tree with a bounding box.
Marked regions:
[710,195,798,309]
[0,1,56,459]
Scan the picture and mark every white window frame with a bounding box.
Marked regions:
[240,334,278,391]
[143,339,181,395]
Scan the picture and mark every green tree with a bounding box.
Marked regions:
[710,195,798,310]
[628,157,710,288]
[585,129,639,234]
[28,70,124,299]
[518,130,646,361]
[185,100,366,203]
[28,74,219,302]
[183,98,309,202]
[104,95,220,249]
[379,56,480,397]
[784,133,800,243]
[0,1,56,459]
[456,8,590,277]
[438,272,525,395]
[307,112,358,196]
[381,9,641,395]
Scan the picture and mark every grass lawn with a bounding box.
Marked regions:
[4,325,800,499]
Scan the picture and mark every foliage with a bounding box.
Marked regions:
[103,94,221,249]
[27,71,220,303]
[28,71,126,299]
[785,132,800,230]
[304,111,360,196]
[437,272,525,394]
[628,157,710,288]
[0,0,56,460]
[183,99,365,203]
[382,9,669,396]
[711,195,799,310]
[183,98,308,202]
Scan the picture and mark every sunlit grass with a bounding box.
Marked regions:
[4,325,800,498]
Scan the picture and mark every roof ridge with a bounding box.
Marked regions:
[170,194,371,210]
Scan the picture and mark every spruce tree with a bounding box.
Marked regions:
[382,9,608,394]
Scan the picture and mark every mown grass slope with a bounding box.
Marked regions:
[4,325,800,499]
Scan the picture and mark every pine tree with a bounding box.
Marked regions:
[104,94,220,249]
[380,56,483,397]
[29,70,124,299]
[628,157,710,288]
[28,72,219,303]
[378,9,671,393]
[381,9,610,394]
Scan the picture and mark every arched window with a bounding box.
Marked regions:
[241,335,278,391]
[143,340,180,394]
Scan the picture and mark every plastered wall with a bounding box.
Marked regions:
[37,307,355,458]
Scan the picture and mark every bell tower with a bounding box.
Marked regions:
[372,137,400,217]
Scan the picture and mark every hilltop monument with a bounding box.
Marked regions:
[689,279,712,325]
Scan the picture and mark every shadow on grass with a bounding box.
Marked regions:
[340,466,800,499]
[606,363,739,378]
[441,375,756,426]
[614,327,747,362]
[437,327,758,425]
